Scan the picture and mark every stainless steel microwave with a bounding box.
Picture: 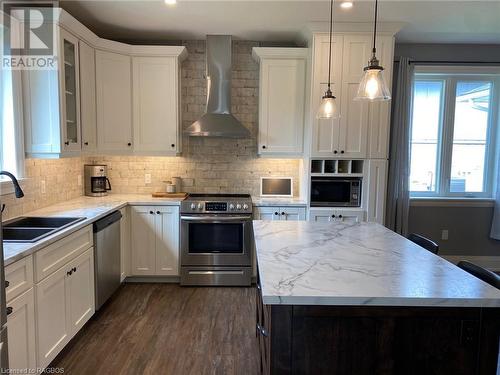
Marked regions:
[310,177,362,207]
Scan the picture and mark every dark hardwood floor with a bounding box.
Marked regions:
[51,284,260,375]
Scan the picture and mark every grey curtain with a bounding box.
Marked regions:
[385,57,414,235]
[490,163,500,240]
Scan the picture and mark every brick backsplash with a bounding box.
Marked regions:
[1,158,83,220]
[1,40,300,219]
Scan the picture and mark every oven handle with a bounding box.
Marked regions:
[180,215,252,222]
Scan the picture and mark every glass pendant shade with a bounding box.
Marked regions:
[317,91,338,119]
[355,66,391,101]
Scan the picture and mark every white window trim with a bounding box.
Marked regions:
[410,66,500,199]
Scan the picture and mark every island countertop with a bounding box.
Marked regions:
[253,220,500,307]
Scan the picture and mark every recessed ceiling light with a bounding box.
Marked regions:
[164,0,176,5]
[340,1,353,9]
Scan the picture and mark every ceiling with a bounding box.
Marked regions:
[59,0,500,44]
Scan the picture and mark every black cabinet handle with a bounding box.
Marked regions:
[156,211,161,215]
[73,267,77,273]
[150,210,154,214]
[6,307,13,316]
[171,144,175,148]
[262,145,266,149]
[67,270,73,276]
[5,280,9,288]
[281,212,286,216]
[84,142,89,146]
[333,150,338,154]
[127,142,132,146]
[64,141,70,146]
[331,214,336,218]
[256,323,269,337]
[340,150,345,154]
[338,215,343,218]
[274,212,279,216]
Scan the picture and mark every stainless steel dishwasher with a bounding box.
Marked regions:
[93,210,122,310]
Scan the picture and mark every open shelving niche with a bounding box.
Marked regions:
[310,159,364,176]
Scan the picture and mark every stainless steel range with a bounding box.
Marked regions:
[180,194,253,286]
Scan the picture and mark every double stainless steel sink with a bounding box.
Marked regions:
[2,217,86,243]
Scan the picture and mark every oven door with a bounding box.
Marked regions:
[180,215,252,266]
[310,178,356,207]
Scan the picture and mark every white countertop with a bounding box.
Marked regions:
[3,194,184,266]
[251,197,307,207]
[253,220,500,307]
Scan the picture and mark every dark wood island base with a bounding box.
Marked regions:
[256,289,500,375]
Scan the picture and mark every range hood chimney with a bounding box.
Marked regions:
[185,35,250,138]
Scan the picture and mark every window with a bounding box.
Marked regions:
[410,67,499,198]
[0,18,24,183]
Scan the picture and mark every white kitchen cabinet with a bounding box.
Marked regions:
[7,288,36,372]
[36,248,94,369]
[96,50,133,152]
[311,33,394,159]
[366,160,388,224]
[309,208,364,223]
[120,206,130,281]
[130,205,180,276]
[155,206,180,276]
[254,206,306,221]
[79,40,97,152]
[253,48,307,156]
[132,57,180,155]
[23,26,81,157]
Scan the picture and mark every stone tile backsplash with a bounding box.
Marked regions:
[1,40,301,219]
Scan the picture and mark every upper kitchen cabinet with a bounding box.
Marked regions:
[132,54,184,155]
[95,50,133,153]
[310,33,394,159]
[23,26,82,158]
[79,40,97,153]
[252,48,308,156]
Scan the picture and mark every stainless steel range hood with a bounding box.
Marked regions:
[185,35,250,138]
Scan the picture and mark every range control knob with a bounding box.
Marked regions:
[190,203,196,210]
[229,203,235,210]
[197,203,203,210]
[236,204,242,210]
[242,204,249,210]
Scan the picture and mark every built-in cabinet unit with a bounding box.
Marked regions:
[95,50,133,153]
[23,26,82,157]
[365,159,388,224]
[21,9,187,158]
[132,57,181,155]
[310,33,394,159]
[252,48,308,156]
[4,225,95,372]
[79,40,97,152]
[308,208,365,223]
[254,206,307,221]
[130,205,180,276]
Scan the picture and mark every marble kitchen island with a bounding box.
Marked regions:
[253,220,500,375]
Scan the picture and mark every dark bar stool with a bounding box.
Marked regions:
[457,261,500,290]
[407,233,439,254]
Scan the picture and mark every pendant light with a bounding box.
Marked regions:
[317,0,338,119]
[355,0,391,101]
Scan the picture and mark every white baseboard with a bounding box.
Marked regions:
[442,255,500,272]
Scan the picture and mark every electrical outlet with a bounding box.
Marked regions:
[41,180,46,194]
[77,175,82,186]
[441,230,449,240]
[145,173,151,184]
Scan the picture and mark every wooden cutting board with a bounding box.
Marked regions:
[152,192,188,199]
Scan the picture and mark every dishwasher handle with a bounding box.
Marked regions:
[93,210,122,232]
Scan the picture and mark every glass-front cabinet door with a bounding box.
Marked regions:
[59,28,81,152]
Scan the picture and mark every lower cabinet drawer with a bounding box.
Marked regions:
[5,256,34,303]
[35,225,93,282]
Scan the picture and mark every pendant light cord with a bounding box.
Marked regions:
[327,0,334,91]
[372,0,378,56]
